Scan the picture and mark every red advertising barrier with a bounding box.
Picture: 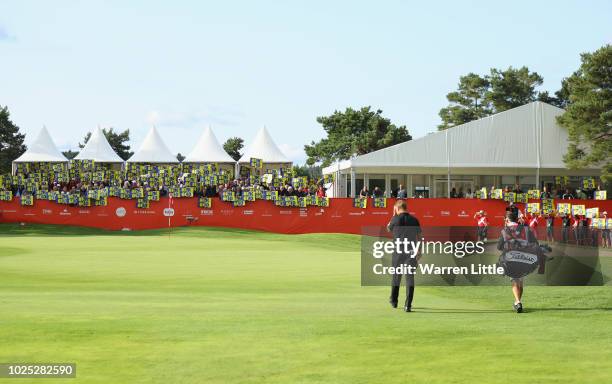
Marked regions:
[0,198,610,234]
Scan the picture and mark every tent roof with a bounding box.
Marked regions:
[127,126,178,163]
[13,126,68,163]
[324,102,572,173]
[75,127,124,162]
[183,126,235,163]
[239,126,290,163]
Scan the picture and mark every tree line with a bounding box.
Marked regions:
[0,44,609,181]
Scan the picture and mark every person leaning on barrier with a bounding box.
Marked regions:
[396,184,407,199]
[386,199,422,312]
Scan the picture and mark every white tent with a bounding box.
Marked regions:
[322,102,601,197]
[13,126,68,163]
[75,127,124,163]
[345,101,566,170]
[183,126,235,163]
[127,126,178,163]
[238,126,290,164]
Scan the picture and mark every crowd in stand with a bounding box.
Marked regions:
[357,182,606,200]
[0,162,329,206]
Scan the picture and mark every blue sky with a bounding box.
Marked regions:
[1,0,610,163]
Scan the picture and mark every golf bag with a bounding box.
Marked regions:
[497,226,551,279]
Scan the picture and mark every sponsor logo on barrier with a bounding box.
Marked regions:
[458,210,469,217]
[79,210,90,215]
[135,210,156,215]
[200,210,213,216]
[59,209,71,216]
[279,210,293,215]
[299,208,307,217]
[115,207,126,217]
[243,210,254,215]
[440,211,450,216]
[221,209,234,216]
[163,208,175,217]
[42,209,53,215]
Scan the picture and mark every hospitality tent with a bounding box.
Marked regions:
[74,127,124,168]
[322,102,602,198]
[183,126,235,174]
[127,126,179,164]
[237,126,291,175]
[12,126,68,174]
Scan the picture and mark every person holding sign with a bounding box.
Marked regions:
[387,200,421,312]
[602,212,610,248]
[527,213,540,240]
[473,210,489,242]
[545,212,555,243]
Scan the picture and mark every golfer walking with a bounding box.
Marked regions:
[387,200,421,312]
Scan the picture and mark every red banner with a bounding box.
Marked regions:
[0,198,610,234]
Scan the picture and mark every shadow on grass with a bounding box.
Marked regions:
[411,307,508,313]
[525,307,612,312]
[0,224,360,251]
[0,223,265,237]
[410,306,612,313]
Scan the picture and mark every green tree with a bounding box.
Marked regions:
[62,150,79,160]
[80,128,133,160]
[537,78,571,109]
[486,66,543,112]
[176,153,186,162]
[223,137,244,161]
[439,66,546,130]
[305,107,411,166]
[438,73,491,129]
[557,44,612,183]
[292,164,322,179]
[0,105,27,173]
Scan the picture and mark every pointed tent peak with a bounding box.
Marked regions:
[75,127,124,162]
[184,126,235,163]
[13,126,68,163]
[239,126,290,163]
[127,126,179,163]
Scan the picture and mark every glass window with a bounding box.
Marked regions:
[501,176,515,187]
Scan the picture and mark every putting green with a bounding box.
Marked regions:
[1,224,611,383]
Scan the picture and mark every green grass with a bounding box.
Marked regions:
[0,223,611,384]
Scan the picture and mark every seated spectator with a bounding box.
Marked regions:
[372,186,383,198]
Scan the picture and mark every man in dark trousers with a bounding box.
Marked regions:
[387,200,422,312]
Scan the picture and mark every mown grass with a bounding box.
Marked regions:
[0,223,611,383]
